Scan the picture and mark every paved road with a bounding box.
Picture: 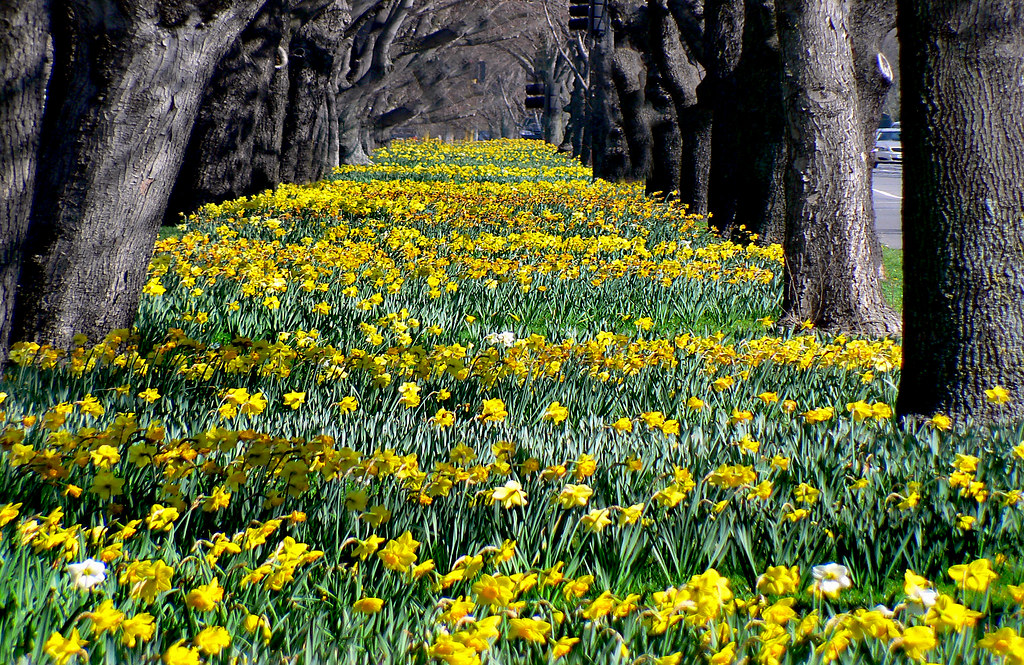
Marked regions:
[872,164,902,249]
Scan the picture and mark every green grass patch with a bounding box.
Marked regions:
[157,224,185,241]
[881,245,903,313]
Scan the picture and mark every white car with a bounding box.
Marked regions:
[872,128,902,166]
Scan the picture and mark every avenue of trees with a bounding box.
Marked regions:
[1,0,1022,423]
[1,0,550,358]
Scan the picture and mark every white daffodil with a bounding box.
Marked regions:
[67,558,106,590]
[904,587,940,617]
[484,331,516,348]
[872,604,896,618]
[811,562,852,598]
[483,331,516,348]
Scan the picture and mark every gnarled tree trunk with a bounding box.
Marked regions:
[775,0,899,335]
[591,1,657,183]
[10,0,266,350]
[281,0,350,182]
[611,45,653,180]
[896,1,1024,423]
[590,16,633,180]
[646,70,683,197]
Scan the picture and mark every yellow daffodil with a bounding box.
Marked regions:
[352,597,384,613]
[44,629,88,665]
[490,480,527,508]
[947,558,998,592]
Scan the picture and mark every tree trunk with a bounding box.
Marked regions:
[590,20,631,181]
[166,0,292,224]
[338,102,373,165]
[10,0,266,350]
[611,46,653,180]
[775,0,899,335]
[705,0,787,243]
[647,0,709,212]
[896,1,1024,423]
[703,0,743,228]
[542,60,571,147]
[646,71,683,197]
[501,115,517,139]
[335,0,414,165]
[326,88,340,169]
[0,0,50,358]
[563,75,588,159]
[280,1,349,183]
[677,100,711,215]
[252,21,293,192]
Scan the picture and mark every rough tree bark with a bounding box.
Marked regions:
[590,1,654,183]
[896,1,1024,423]
[541,55,572,147]
[251,7,297,192]
[0,0,51,358]
[563,71,590,161]
[775,0,899,335]
[647,0,710,212]
[646,69,683,197]
[611,45,654,180]
[9,0,267,350]
[704,0,786,243]
[590,25,621,179]
[280,0,351,182]
[166,0,301,224]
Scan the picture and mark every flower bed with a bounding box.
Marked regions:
[2,139,1023,664]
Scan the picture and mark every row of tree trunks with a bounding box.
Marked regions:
[6,0,267,352]
[588,0,709,202]
[0,1,50,359]
[897,0,1024,422]
[166,0,350,224]
[167,0,522,224]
